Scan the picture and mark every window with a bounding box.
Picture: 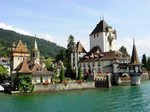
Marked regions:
[83,63,85,68]
[37,67,42,71]
[109,41,112,47]
[73,62,75,67]
[92,62,95,67]
[97,33,99,37]
[32,53,35,57]
[94,35,95,38]
[98,61,101,66]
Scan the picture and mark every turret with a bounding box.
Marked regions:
[129,39,143,85]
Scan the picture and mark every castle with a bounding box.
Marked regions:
[71,19,143,85]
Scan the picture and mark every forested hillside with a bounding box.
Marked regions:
[0,28,64,58]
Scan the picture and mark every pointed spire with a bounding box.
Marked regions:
[100,12,102,21]
[102,14,104,20]
[129,39,142,66]
[133,38,135,45]
[34,40,38,50]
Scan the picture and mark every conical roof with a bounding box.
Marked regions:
[90,20,109,35]
[129,40,143,66]
[19,58,31,73]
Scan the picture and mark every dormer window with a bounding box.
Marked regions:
[37,67,42,71]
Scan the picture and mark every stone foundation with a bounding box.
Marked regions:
[33,82,95,92]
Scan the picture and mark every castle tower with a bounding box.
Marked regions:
[129,39,143,85]
[89,20,117,52]
[31,40,40,64]
[10,40,30,71]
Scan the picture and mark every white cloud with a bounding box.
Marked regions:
[42,34,67,48]
[116,36,150,57]
[0,23,33,36]
[43,34,54,42]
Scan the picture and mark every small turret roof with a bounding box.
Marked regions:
[129,40,143,66]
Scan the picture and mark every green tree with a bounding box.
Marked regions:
[65,35,75,77]
[142,54,147,68]
[147,57,150,71]
[45,57,54,71]
[77,67,82,80]
[119,46,128,54]
[0,64,8,81]
[60,66,65,83]
[55,49,65,62]
[18,75,34,92]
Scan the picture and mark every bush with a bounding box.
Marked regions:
[18,75,34,92]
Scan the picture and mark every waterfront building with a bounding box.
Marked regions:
[10,40,53,88]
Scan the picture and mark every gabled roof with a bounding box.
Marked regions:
[76,41,87,53]
[18,58,31,73]
[85,46,102,56]
[29,63,53,76]
[129,40,143,66]
[12,40,29,53]
[90,20,109,35]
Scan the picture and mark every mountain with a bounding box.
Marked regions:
[0,28,64,58]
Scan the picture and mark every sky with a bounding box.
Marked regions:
[0,0,150,57]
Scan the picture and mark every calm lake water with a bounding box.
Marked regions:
[0,81,150,112]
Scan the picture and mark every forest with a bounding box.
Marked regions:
[0,28,64,58]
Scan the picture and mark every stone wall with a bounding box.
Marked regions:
[33,82,95,92]
[141,72,149,81]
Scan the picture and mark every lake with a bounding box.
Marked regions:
[0,81,150,112]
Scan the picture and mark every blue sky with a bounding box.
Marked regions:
[0,0,150,57]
